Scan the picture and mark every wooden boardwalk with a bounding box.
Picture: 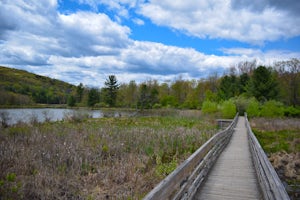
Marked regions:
[193,117,262,200]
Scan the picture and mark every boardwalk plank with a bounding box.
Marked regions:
[193,117,262,200]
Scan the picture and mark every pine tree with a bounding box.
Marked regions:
[247,66,279,101]
[104,75,119,107]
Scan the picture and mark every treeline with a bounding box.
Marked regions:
[0,66,75,106]
[73,58,299,117]
[1,58,299,117]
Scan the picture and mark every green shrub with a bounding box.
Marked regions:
[201,100,218,114]
[67,95,76,107]
[246,98,260,117]
[220,100,236,118]
[234,96,248,115]
[152,103,162,109]
[260,100,284,117]
[284,106,300,117]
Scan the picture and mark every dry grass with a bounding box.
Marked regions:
[251,117,300,199]
[250,117,300,132]
[0,110,217,199]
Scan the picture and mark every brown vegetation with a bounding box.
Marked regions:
[251,117,300,199]
[0,111,217,199]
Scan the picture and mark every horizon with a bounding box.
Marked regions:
[1,0,300,87]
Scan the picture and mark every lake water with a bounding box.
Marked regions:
[0,108,137,125]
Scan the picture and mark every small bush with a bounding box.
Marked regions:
[220,100,236,118]
[202,100,218,114]
[234,96,248,114]
[284,106,300,117]
[246,98,260,117]
[152,103,162,109]
[260,100,284,117]
[0,111,10,128]
[63,110,91,122]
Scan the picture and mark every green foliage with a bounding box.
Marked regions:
[155,157,177,177]
[233,95,248,114]
[1,58,299,109]
[104,75,119,107]
[76,83,84,103]
[160,95,177,108]
[247,66,279,101]
[0,66,75,105]
[246,98,260,117]
[204,90,218,102]
[220,100,236,118]
[284,106,300,117]
[152,103,162,109]
[87,88,99,107]
[6,173,16,182]
[260,100,284,117]
[67,95,76,107]
[253,130,300,153]
[239,73,250,93]
[218,75,239,100]
[202,100,218,114]
[0,173,22,199]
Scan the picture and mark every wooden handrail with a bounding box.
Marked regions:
[245,113,290,200]
[143,113,239,200]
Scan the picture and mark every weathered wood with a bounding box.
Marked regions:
[216,119,233,129]
[143,113,239,200]
[245,113,290,200]
[194,117,262,200]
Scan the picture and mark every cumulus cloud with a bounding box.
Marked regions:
[138,0,300,44]
[231,0,300,16]
[0,0,299,87]
[0,0,131,64]
[132,18,145,25]
[59,0,300,44]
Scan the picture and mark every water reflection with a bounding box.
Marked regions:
[0,108,135,125]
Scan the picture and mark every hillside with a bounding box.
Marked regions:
[0,66,76,106]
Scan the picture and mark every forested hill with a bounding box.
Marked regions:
[0,66,76,106]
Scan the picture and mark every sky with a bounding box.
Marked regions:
[1,0,300,87]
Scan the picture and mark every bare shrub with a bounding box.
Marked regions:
[42,110,53,123]
[63,110,91,123]
[29,112,39,125]
[0,111,10,128]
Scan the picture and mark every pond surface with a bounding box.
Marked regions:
[0,108,137,125]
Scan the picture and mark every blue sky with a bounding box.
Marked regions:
[0,0,300,87]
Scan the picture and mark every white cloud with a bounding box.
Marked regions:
[132,18,144,25]
[138,0,300,44]
[0,0,299,87]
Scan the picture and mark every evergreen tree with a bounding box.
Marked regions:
[218,75,239,100]
[239,73,250,94]
[87,88,99,107]
[247,66,279,101]
[138,84,151,109]
[104,75,119,107]
[76,83,84,103]
[67,95,76,107]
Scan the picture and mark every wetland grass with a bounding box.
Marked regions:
[0,110,217,199]
[251,117,300,199]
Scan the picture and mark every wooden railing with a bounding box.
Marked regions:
[245,113,290,200]
[143,113,239,200]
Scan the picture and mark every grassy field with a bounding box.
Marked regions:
[251,118,300,199]
[0,110,217,199]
